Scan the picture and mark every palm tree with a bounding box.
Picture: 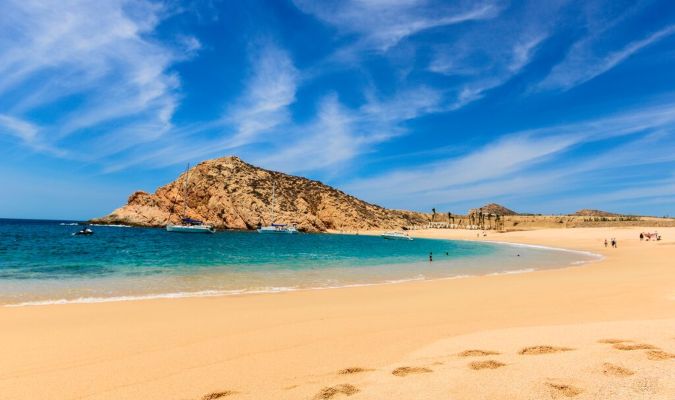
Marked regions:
[431,208,436,222]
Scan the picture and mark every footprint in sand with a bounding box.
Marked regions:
[458,349,500,357]
[518,346,573,355]
[546,382,583,398]
[601,363,634,377]
[597,338,632,344]
[612,343,657,351]
[338,367,373,375]
[201,391,236,400]
[468,360,506,370]
[313,384,359,399]
[391,366,432,377]
[646,350,675,360]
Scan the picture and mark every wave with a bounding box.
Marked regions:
[3,273,483,307]
[481,240,604,260]
[5,289,247,307]
[59,223,80,226]
[90,224,131,228]
[487,268,536,276]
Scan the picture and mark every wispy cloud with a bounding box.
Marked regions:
[343,101,675,211]
[292,0,501,52]
[428,1,560,109]
[539,24,675,91]
[0,0,190,157]
[100,42,300,172]
[224,44,299,147]
[0,114,65,156]
[0,114,38,143]
[257,85,443,173]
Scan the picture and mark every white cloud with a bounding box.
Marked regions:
[428,5,555,109]
[342,101,675,210]
[539,24,675,91]
[0,114,65,156]
[258,95,361,172]
[225,44,299,147]
[257,85,443,173]
[0,0,189,156]
[0,114,38,143]
[292,0,501,52]
[100,43,300,172]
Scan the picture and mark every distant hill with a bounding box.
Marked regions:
[572,209,620,217]
[469,203,518,216]
[92,156,428,232]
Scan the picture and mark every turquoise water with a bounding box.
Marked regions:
[0,219,598,305]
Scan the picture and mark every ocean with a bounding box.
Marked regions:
[0,218,599,305]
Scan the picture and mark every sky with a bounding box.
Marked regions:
[1,0,675,220]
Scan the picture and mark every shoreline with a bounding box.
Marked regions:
[2,236,601,308]
[1,226,673,399]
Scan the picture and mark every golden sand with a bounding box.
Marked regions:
[0,227,673,399]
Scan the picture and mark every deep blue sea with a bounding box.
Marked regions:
[0,218,599,305]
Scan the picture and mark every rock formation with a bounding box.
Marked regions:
[468,203,518,216]
[91,156,428,232]
[572,209,620,217]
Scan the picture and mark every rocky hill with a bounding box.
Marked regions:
[92,156,428,232]
[469,203,518,215]
[572,209,620,217]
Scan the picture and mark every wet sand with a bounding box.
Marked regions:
[0,227,673,399]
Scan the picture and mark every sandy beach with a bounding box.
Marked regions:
[0,227,673,399]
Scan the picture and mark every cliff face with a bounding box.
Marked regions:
[92,156,428,232]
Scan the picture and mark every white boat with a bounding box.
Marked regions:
[257,223,298,234]
[381,231,413,240]
[166,223,215,233]
[257,182,298,234]
[166,164,215,234]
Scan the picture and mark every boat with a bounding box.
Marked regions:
[381,231,413,240]
[166,164,216,234]
[257,223,298,234]
[166,218,216,233]
[73,227,94,236]
[257,182,298,234]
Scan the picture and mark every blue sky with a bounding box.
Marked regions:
[2,0,675,219]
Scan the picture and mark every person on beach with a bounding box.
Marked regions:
[604,239,608,247]
[640,232,644,241]
[429,252,433,262]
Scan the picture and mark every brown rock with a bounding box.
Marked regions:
[469,203,518,216]
[91,156,428,232]
[572,209,620,217]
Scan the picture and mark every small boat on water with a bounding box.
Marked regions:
[73,227,94,236]
[166,218,216,233]
[381,231,413,240]
[166,164,215,234]
[257,182,298,234]
[257,223,298,234]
